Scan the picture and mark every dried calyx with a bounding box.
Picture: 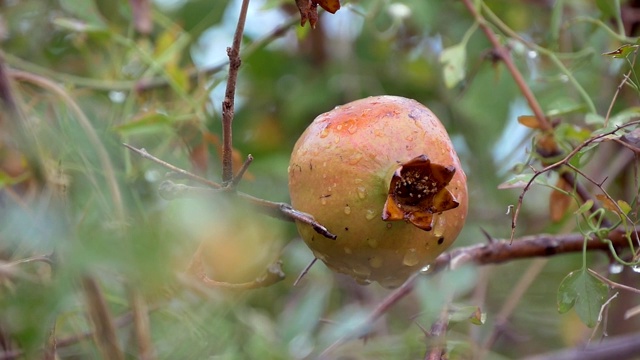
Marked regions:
[382,155,459,231]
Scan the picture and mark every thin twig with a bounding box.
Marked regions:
[522,331,640,360]
[124,144,337,239]
[123,143,221,189]
[588,269,640,295]
[221,0,251,182]
[230,154,253,188]
[293,257,318,286]
[128,286,156,360]
[461,0,552,133]
[604,48,638,125]
[82,277,124,360]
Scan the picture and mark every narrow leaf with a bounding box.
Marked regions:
[440,44,466,89]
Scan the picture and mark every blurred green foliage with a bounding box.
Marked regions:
[1,0,639,358]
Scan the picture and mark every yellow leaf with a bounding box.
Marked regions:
[517,115,541,129]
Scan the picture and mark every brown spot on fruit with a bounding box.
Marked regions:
[288,96,467,287]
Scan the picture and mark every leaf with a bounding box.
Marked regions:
[439,44,467,89]
[317,0,340,13]
[596,194,620,214]
[113,112,172,135]
[517,115,540,129]
[52,17,109,34]
[497,173,534,189]
[574,199,594,215]
[608,107,640,127]
[295,0,341,28]
[618,200,632,215]
[557,268,609,327]
[602,44,639,59]
[550,178,572,222]
[448,306,486,325]
[585,113,605,125]
[59,0,107,27]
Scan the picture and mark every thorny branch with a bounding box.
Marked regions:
[510,121,640,241]
[459,0,629,239]
[316,226,639,358]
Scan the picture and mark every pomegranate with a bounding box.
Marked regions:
[288,95,468,288]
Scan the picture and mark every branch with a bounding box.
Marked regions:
[316,226,638,358]
[461,0,551,133]
[221,0,251,183]
[521,331,640,360]
[81,277,124,360]
[124,144,337,239]
[460,0,635,238]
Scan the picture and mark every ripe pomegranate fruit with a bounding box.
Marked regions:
[288,96,468,288]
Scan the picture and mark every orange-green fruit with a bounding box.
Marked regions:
[288,95,468,288]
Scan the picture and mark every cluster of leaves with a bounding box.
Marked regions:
[1,0,640,359]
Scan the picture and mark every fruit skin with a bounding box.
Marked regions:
[288,95,468,288]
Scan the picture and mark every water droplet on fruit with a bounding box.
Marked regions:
[609,263,623,274]
[357,186,367,199]
[333,135,340,144]
[433,216,446,238]
[632,264,640,273]
[367,238,378,248]
[352,264,371,276]
[344,247,352,254]
[344,205,351,215]
[348,124,357,134]
[319,127,329,138]
[348,153,363,165]
[369,256,383,268]
[403,249,419,266]
[355,278,371,285]
[321,197,327,205]
[420,265,431,273]
[365,209,376,220]
[405,135,414,141]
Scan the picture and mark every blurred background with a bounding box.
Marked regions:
[1,0,639,358]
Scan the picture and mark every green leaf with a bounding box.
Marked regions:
[113,112,172,135]
[574,199,594,215]
[618,200,632,215]
[602,44,639,59]
[52,17,109,34]
[448,306,486,325]
[439,44,466,89]
[585,113,605,125]
[497,174,534,189]
[59,0,107,28]
[557,269,609,327]
[608,107,640,127]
